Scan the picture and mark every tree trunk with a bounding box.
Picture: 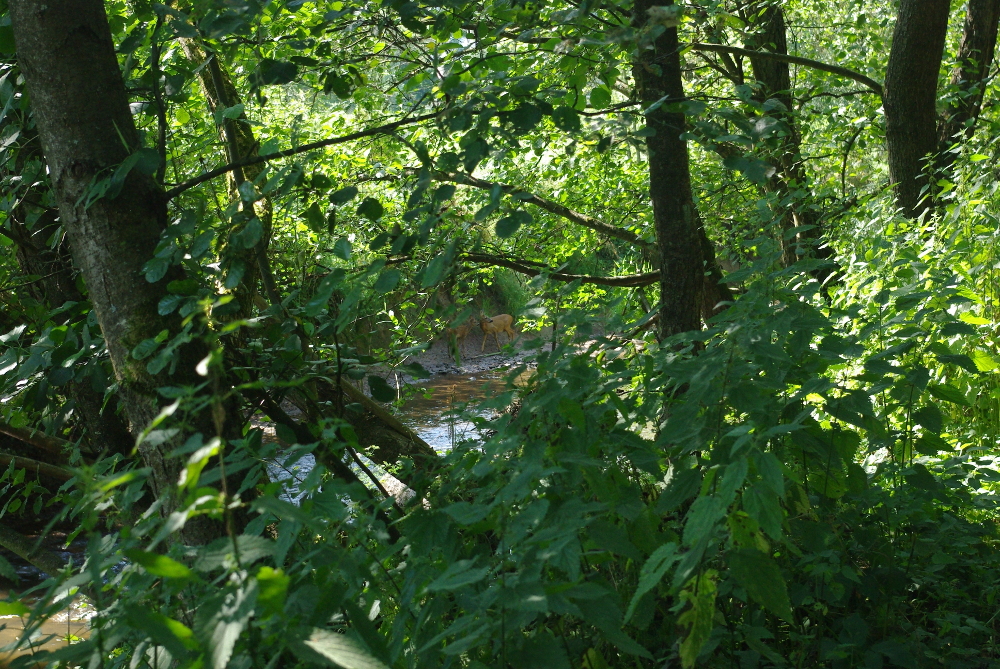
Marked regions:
[884,0,951,218]
[181,39,282,314]
[9,0,235,542]
[743,2,832,272]
[633,0,704,337]
[938,0,1000,157]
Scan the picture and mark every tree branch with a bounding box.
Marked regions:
[0,421,70,460]
[0,524,72,581]
[461,252,659,286]
[429,170,655,250]
[0,453,76,483]
[688,43,883,97]
[0,454,76,482]
[247,390,403,542]
[165,111,440,200]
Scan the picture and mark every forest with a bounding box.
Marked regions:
[0,0,998,667]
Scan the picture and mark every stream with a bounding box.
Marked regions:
[0,370,514,658]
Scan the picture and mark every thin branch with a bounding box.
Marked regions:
[428,170,655,250]
[165,111,440,200]
[461,252,659,286]
[0,454,75,482]
[688,42,883,97]
[0,421,70,460]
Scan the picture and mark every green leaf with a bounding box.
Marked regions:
[166,278,199,295]
[132,338,162,361]
[324,72,354,98]
[656,467,701,512]
[195,536,275,572]
[442,501,490,525]
[936,353,979,374]
[301,628,389,669]
[426,560,489,591]
[373,269,400,294]
[356,197,384,221]
[723,155,776,184]
[195,583,258,669]
[588,519,643,560]
[915,432,950,455]
[124,549,194,579]
[253,495,315,526]
[306,202,326,232]
[727,547,793,622]
[367,375,396,402]
[125,605,198,657]
[510,76,540,96]
[507,103,543,132]
[552,105,581,132]
[253,59,298,86]
[677,571,718,669]
[912,404,943,433]
[0,601,29,616]
[305,270,344,316]
[496,210,532,238]
[143,256,171,283]
[624,543,679,623]
[421,253,450,287]
[330,186,360,204]
[927,383,971,406]
[256,566,290,617]
[333,237,352,261]
[589,86,612,109]
[970,349,1000,372]
[941,321,977,336]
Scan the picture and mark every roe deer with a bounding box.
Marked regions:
[479,314,517,352]
[444,321,473,353]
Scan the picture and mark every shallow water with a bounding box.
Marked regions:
[398,371,511,451]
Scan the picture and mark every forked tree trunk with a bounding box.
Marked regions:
[9,0,235,542]
[884,0,951,218]
[939,0,1000,160]
[633,0,704,337]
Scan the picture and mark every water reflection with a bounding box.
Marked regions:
[399,372,509,451]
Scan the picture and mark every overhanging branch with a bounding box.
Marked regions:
[462,252,658,286]
[688,43,883,97]
[165,111,440,200]
[429,170,655,251]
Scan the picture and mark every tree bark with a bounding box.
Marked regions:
[2,111,134,458]
[633,0,704,338]
[938,0,1000,157]
[884,0,951,218]
[9,0,236,543]
[181,39,282,313]
[743,2,831,273]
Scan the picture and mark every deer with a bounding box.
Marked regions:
[444,321,474,354]
[479,313,517,352]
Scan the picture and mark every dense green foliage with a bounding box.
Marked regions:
[1,0,1000,668]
